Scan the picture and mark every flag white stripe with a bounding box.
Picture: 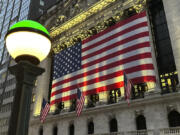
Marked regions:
[51,12,156,104]
[82,36,150,61]
[52,46,152,85]
[51,69,155,101]
[82,46,151,66]
[52,58,153,92]
[82,27,149,57]
[77,98,84,110]
[82,17,147,48]
[53,36,150,84]
[51,75,124,101]
[42,105,50,117]
[40,104,50,122]
[41,105,49,118]
[76,92,85,116]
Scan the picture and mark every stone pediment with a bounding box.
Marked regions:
[39,0,146,53]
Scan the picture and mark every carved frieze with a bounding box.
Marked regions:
[40,0,147,53]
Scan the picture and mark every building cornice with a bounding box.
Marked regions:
[46,0,146,53]
[50,0,119,38]
[29,90,180,125]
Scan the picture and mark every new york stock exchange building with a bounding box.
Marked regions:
[28,0,180,135]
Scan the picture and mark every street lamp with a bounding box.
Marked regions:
[5,20,51,135]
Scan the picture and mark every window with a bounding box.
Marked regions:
[131,83,148,99]
[53,102,64,115]
[69,124,74,135]
[69,99,76,112]
[109,118,118,132]
[88,121,94,134]
[108,89,121,104]
[136,115,147,130]
[87,94,99,108]
[40,0,44,6]
[39,127,43,135]
[39,8,43,15]
[168,110,180,127]
[53,126,58,135]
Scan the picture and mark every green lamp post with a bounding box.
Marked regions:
[5,20,51,135]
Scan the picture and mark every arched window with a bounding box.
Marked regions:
[69,124,74,135]
[39,127,43,135]
[109,118,118,132]
[53,126,58,135]
[136,115,147,130]
[88,121,94,134]
[168,110,180,127]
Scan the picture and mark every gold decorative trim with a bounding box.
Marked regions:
[50,0,117,37]
[51,0,146,53]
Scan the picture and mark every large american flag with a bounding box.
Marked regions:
[50,11,156,105]
[40,98,50,123]
[76,88,85,116]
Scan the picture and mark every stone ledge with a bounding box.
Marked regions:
[29,91,180,125]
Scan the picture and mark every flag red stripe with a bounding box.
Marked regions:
[50,81,124,104]
[51,76,156,104]
[51,71,123,96]
[40,104,50,122]
[124,64,154,74]
[76,96,85,116]
[82,52,152,71]
[51,11,156,105]
[41,106,49,119]
[131,76,156,84]
[52,53,152,88]
[82,40,150,61]
[77,97,85,110]
[51,64,154,97]
[82,12,146,44]
[82,22,148,52]
[41,105,49,119]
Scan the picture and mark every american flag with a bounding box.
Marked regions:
[124,72,132,105]
[50,11,156,105]
[76,88,85,116]
[40,98,50,123]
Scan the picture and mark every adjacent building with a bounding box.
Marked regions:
[0,0,60,135]
[28,0,180,135]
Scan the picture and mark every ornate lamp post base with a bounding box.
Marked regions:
[8,61,45,135]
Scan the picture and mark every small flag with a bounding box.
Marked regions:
[76,88,85,117]
[124,72,132,105]
[40,98,50,123]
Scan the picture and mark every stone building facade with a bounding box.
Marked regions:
[29,0,180,135]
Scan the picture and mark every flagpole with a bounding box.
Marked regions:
[123,71,134,87]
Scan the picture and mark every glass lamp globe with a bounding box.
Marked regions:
[5,20,51,65]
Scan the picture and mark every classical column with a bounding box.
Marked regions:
[163,0,180,82]
[33,56,52,115]
[94,113,109,134]
[147,12,161,92]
